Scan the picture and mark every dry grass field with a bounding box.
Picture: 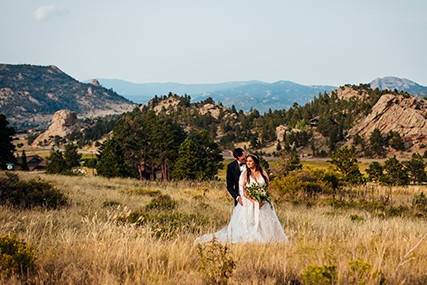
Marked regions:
[1,171,427,284]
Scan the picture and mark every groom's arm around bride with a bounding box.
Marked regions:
[226,148,246,206]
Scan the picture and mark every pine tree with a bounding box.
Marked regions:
[369,128,386,157]
[0,114,16,169]
[404,153,427,184]
[381,156,409,186]
[172,131,223,180]
[387,131,405,151]
[21,150,29,171]
[46,150,67,174]
[276,140,282,152]
[63,143,81,169]
[330,146,364,184]
[96,138,131,178]
[366,161,383,182]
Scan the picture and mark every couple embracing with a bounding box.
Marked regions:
[196,148,288,244]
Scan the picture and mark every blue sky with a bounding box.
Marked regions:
[1,0,426,85]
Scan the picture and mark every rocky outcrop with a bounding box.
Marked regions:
[151,97,181,114]
[349,94,427,147]
[89,79,101,87]
[336,86,369,100]
[32,109,80,146]
[199,103,222,120]
[275,125,303,142]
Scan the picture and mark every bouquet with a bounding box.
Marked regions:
[245,182,271,203]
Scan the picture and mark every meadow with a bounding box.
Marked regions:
[1,171,427,284]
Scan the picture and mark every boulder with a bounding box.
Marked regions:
[32,109,79,146]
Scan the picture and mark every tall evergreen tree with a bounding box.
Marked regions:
[63,143,81,169]
[0,114,16,169]
[278,147,302,176]
[369,128,386,157]
[96,138,131,178]
[172,131,223,180]
[330,146,364,184]
[387,131,405,151]
[381,156,409,186]
[46,150,67,174]
[404,153,427,184]
[21,150,29,171]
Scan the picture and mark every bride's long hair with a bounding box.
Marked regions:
[245,154,269,186]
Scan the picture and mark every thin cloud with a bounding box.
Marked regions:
[33,5,69,21]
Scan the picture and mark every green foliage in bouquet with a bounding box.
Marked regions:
[245,183,271,203]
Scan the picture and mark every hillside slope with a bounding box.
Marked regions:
[0,64,135,129]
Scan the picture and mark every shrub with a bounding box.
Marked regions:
[102,200,122,208]
[0,173,68,209]
[83,158,98,168]
[350,214,365,222]
[366,161,383,182]
[412,192,427,217]
[144,194,177,211]
[271,170,340,202]
[0,235,36,278]
[301,264,337,285]
[197,240,236,284]
[348,259,372,284]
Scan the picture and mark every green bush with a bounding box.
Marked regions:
[197,240,236,284]
[144,194,177,211]
[271,170,339,202]
[0,235,36,278]
[0,173,68,209]
[348,259,372,284]
[301,264,337,285]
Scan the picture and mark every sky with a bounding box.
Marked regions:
[1,0,426,86]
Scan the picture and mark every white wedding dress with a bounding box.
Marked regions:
[195,172,288,244]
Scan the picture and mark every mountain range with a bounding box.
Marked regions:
[96,79,336,112]
[1,63,427,129]
[370,76,427,96]
[0,64,135,129]
[97,77,427,112]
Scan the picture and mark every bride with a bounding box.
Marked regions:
[195,154,288,244]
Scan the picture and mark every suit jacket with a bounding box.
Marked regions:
[226,160,243,206]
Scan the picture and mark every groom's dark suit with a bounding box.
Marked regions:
[226,160,243,206]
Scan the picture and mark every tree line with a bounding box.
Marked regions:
[95,109,223,180]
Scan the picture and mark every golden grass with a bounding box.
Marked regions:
[1,172,427,284]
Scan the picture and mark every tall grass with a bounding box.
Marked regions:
[0,172,426,284]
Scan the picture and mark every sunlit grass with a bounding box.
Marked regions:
[0,171,426,284]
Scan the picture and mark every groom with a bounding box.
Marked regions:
[226,148,246,206]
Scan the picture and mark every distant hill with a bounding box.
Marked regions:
[0,64,135,129]
[370,76,427,97]
[96,79,336,112]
